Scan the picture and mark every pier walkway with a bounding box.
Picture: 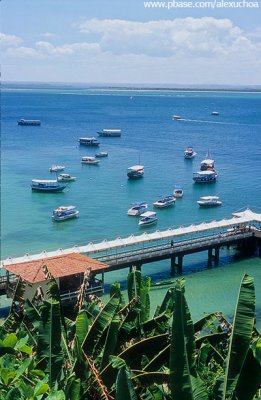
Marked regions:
[1,209,261,278]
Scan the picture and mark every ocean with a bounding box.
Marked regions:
[1,87,261,325]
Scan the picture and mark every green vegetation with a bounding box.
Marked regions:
[0,269,260,399]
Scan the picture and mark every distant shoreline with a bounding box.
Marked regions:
[2,82,261,93]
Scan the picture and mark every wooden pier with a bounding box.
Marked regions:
[1,209,260,295]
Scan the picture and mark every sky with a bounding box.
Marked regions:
[1,0,261,85]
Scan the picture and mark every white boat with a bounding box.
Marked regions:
[57,173,76,182]
[31,179,66,192]
[79,137,100,146]
[81,156,100,165]
[127,202,148,216]
[197,196,222,207]
[97,129,122,137]
[172,115,181,120]
[153,195,176,208]
[127,165,144,179]
[49,165,65,172]
[52,206,79,221]
[138,211,158,226]
[173,186,183,198]
[184,147,197,159]
[211,111,219,116]
[18,119,41,126]
[95,152,108,158]
[193,170,218,183]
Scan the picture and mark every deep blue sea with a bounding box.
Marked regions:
[1,87,261,325]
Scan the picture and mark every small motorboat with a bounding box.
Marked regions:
[127,165,144,179]
[173,186,183,198]
[138,211,158,227]
[81,156,100,165]
[79,137,100,146]
[52,206,79,221]
[184,147,197,159]
[128,202,148,216]
[31,179,66,192]
[95,152,108,158]
[153,195,175,208]
[172,115,181,120]
[49,165,65,172]
[211,111,219,116]
[197,196,222,207]
[57,173,76,182]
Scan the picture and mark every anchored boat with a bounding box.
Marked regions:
[52,206,79,221]
[173,186,184,198]
[57,173,76,182]
[127,165,144,179]
[95,152,108,158]
[97,129,122,137]
[197,196,222,207]
[49,165,65,172]
[153,195,175,208]
[81,156,100,165]
[139,211,158,227]
[193,170,218,183]
[184,147,197,159]
[31,179,66,192]
[128,202,148,216]
[79,137,100,146]
[17,119,41,126]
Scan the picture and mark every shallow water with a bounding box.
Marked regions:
[1,87,261,326]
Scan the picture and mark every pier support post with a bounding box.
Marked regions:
[170,256,176,275]
[214,247,220,265]
[177,255,183,274]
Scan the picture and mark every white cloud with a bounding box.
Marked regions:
[0,33,23,49]
[79,17,259,58]
[1,18,261,84]
[35,41,100,56]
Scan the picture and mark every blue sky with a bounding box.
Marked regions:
[1,0,261,85]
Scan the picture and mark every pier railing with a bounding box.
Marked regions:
[95,230,255,268]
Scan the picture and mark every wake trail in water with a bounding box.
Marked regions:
[179,119,260,127]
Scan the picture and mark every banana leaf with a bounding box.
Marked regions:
[142,313,171,336]
[169,279,209,400]
[143,344,170,372]
[155,287,175,317]
[127,269,142,301]
[221,273,255,400]
[116,366,138,400]
[75,310,89,347]
[100,314,121,372]
[195,332,227,348]
[101,334,169,388]
[235,338,261,400]
[110,282,125,308]
[133,371,169,386]
[82,295,119,357]
[193,312,221,333]
[37,299,63,388]
[140,276,151,323]
[24,298,41,330]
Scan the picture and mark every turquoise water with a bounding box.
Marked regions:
[1,87,261,325]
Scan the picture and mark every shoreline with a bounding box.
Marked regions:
[2,82,261,94]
